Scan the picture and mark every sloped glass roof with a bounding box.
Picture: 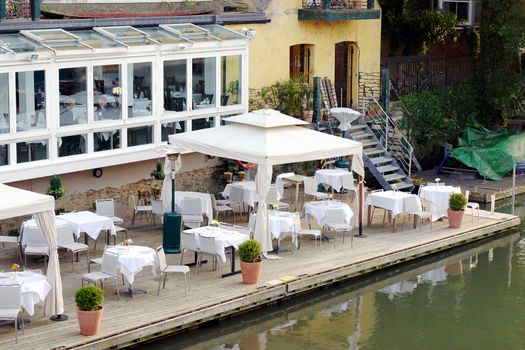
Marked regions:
[0,24,247,56]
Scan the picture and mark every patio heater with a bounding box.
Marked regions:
[163,151,182,254]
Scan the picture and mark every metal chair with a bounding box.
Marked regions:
[211,194,235,222]
[0,283,24,344]
[465,190,480,223]
[156,246,190,296]
[402,195,432,231]
[197,234,224,273]
[368,189,388,225]
[56,225,89,272]
[22,224,49,271]
[96,198,124,224]
[228,185,245,219]
[303,177,329,202]
[81,251,120,299]
[266,186,290,211]
[293,213,322,252]
[323,208,353,246]
[340,173,358,203]
[0,232,22,262]
[130,192,152,226]
[149,199,165,230]
[180,231,200,266]
[180,198,204,229]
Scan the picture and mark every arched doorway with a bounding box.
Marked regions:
[335,42,358,107]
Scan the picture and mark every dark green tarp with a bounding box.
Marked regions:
[450,127,525,181]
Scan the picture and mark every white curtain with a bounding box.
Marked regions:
[160,155,182,213]
[35,211,64,316]
[253,164,273,254]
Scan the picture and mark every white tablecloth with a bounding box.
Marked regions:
[365,191,414,217]
[315,169,351,191]
[21,218,71,246]
[275,173,295,198]
[59,211,116,240]
[329,107,361,131]
[185,226,248,263]
[174,191,213,220]
[268,211,298,243]
[0,271,51,316]
[304,200,353,227]
[106,245,157,285]
[222,181,258,207]
[419,185,461,221]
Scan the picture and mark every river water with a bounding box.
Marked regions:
[138,200,525,350]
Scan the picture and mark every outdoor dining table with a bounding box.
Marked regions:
[329,107,361,132]
[106,245,157,297]
[315,168,351,192]
[222,181,258,208]
[59,211,116,245]
[184,226,249,278]
[268,211,299,248]
[304,200,353,227]
[282,175,306,211]
[0,270,51,316]
[419,185,461,222]
[21,217,71,246]
[365,190,415,232]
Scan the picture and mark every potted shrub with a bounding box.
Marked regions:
[75,285,104,336]
[238,239,262,284]
[46,175,65,200]
[448,193,467,228]
[151,159,165,180]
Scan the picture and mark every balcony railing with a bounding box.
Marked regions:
[299,0,380,21]
[301,0,375,10]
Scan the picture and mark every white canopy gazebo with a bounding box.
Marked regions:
[0,184,64,318]
[169,109,364,254]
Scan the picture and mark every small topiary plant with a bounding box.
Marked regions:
[238,239,262,263]
[75,285,104,311]
[449,193,467,211]
[46,175,66,199]
[151,159,165,180]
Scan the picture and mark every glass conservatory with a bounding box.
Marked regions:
[0,24,249,182]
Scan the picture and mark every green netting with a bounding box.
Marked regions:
[450,127,525,181]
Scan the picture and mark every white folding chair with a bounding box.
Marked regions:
[96,198,124,225]
[266,186,290,211]
[156,246,190,296]
[0,283,24,344]
[57,225,89,272]
[303,177,329,202]
[181,198,204,229]
[81,250,120,299]
[293,213,322,252]
[465,190,480,223]
[324,208,353,247]
[180,231,200,265]
[402,195,432,231]
[211,194,235,222]
[22,225,49,271]
[131,192,152,226]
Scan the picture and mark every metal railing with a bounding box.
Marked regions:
[302,0,374,10]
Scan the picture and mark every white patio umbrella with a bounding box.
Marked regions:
[0,184,64,319]
[169,109,364,254]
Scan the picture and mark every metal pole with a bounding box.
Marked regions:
[408,148,413,180]
[512,163,516,215]
[355,175,366,238]
[384,115,389,152]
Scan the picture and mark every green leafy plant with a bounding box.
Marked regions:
[238,239,262,263]
[75,285,104,311]
[260,78,311,117]
[151,159,165,180]
[46,175,66,200]
[449,193,467,211]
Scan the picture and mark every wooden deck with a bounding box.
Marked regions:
[0,201,519,349]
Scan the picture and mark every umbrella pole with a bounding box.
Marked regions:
[355,175,367,238]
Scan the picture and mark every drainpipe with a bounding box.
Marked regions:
[313,77,321,123]
[0,0,6,21]
[30,0,40,21]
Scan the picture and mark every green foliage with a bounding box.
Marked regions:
[151,159,165,180]
[399,83,479,168]
[449,193,467,211]
[46,175,66,200]
[259,78,312,117]
[75,285,104,311]
[238,239,262,263]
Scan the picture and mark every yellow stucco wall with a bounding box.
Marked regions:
[226,0,382,99]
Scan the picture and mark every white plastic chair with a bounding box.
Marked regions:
[304,177,329,202]
[131,192,152,226]
[181,198,204,229]
[465,190,480,223]
[228,185,245,219]
[266,186,290,211]
[341,173,358,203]
[0,232,22,262]
[324,208,353,247]
[22,225,49,271]
[293,213,322,252]
[88,244,114,273]
[0,283,24,344]
[197,234,224,272]
[180,231,200,265]
[156,246,190,296]
[211,194,235,222]
[150,199,165,230]
[96,198,124,224]
[57,225,89,272]
[81,250,120,299]
[402,195,432,231]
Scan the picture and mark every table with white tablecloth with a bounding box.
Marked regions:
[268,211,299,243]
[59,211,116,241]
[0,271,51,316]
[419,185,461,222]
[222,181,258,207]
[106,245,157,285]
[304,200,353,227]
[315,169,351,191]
[365,191,415,232]
[21,218,71,246]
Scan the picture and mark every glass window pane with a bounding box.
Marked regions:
[141,28,187,44]
[16,139,48,163]
[0,73,8,134]
[192,57,216,109]
[128,126,152,147]
[128,62,152,118]
[94,130,121,152]
[16,70,46,131]
[192,117,214,131]
[74,31,124,49]
[93,65,122,121]
[59,67,87,126]
[0,144,8,166]
[0,34,48,54]
[161,120,186,142]
[221,55,241,106]
[201,25,246,41]
[58,135,86,157]
[164,60,187,112]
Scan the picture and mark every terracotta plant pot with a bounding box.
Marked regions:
[240,260,262,284]
[77,306,104,336]
[302,110,314,123]
[447,209,465,228]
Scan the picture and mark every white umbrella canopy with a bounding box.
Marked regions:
[169,109,364,254]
